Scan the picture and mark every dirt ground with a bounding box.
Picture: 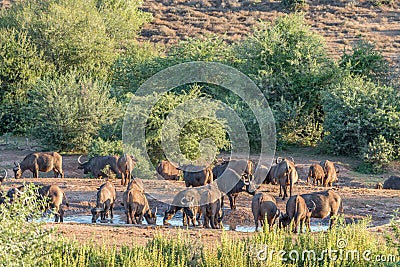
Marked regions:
[139,0,400,64]
[0,148,399,248]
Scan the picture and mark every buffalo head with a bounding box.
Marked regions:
[91,207,104,223]
[0,169,7,183]
[13,162,22,179]
[77,155,91,174]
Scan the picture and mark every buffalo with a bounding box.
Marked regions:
[274,157,298,200]
[299,189,343,229]
[163,188,201,227]
[117,154,136,186]
[122,185,156,224]
[7,184,69,222]
[0,169,7,185]
[307,164,325,186]
[179,164,213,187]
[78,155,120,179]
[383,176,400,190]
[0,170,7,204]
[13,152,64,179]
[156,160,181,181]
[279,195,316,233]
[216,168,256,210]
[91,181,116,223]
[212,158,254,180]
[252,192,280,231]
[319,160,339,187]
[37,185,70,222]
[200,185,224,229]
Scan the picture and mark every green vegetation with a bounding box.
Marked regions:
[7,217,399,266]
[0,0,398,173]
[0,183,55,266]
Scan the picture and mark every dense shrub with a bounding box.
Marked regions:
[339,39,390,83]
[322,74,400,157]
[0,0,150,80]
[29,73,121,152]
[0,183,55,266]
[0,29,52,135]
[124,85,230,165]
[235,13,336,146]
[362,135,395,173]
[281,0,307,11]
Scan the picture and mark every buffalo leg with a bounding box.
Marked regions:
[282,185,287,200]
[121,173,125,186]
[110,204,114,220]
[228,195,234,210]
[34,168,39,178]
[59,207,64,223]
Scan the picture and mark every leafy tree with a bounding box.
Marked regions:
[0,29,52,134]
[235,13,337,146]
[29,73,120,152]
[125,85,230,165]
[322,74,400,157]
[0,0,150,80]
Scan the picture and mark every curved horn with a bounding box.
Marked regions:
[14,161,18,167]
[289,157,295,163]
[309,200,316,211]
[275,157,282,164]
[77,155,84,164]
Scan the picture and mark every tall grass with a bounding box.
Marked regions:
[32,217,399,267]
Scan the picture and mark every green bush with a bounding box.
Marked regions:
[362,135,395,173]
[0,29,53,135]
[0,183,56,266]
[322,74,400,157]
[29,73,121,152]
[281,0,307,11]
[235,13,336,146]
[124,85,230,165]
[339,39,390,83]
[0,0,150,80]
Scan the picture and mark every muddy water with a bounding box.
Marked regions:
[43,212,329,233]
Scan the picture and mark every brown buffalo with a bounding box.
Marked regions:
[0,169,7,186]
[78,155,120,179]
[319,160,339,187]
[122,186,156,225]
[307,164,325,186]
[179,164,213,187]
[252,192,280,231]
[212,158,254,180]
[216,168,256,210]
[7,184,69,222]
[126,178,145,193]
[163,188,201,227]
[117,154,137,186]
[299,190,343,229]
[91,181,116,223]
[156,160,181,181]
[274,157,298,200]
[383,176,400,190]
[279,195,316,233]
[13,152,64,179]
[200,184,224,229]
[37,185,70,222]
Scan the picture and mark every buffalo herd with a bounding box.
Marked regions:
[1,152,400,234]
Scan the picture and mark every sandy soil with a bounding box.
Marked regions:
[139,0,400,64]
[0,149,399,247]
